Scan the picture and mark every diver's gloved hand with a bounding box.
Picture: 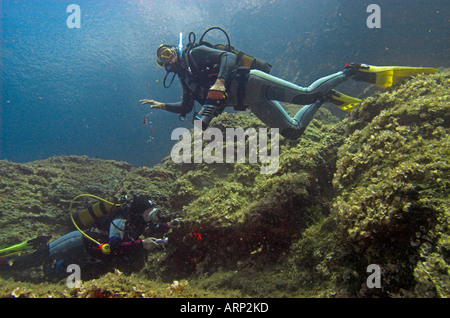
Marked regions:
[142,237,157,250]
[168,218,182,228]
[142,237,168,250]
[139,99,166,110]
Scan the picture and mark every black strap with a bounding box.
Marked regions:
[163,71,176,88]
[236,51,245,64]
[87,206,99,221]
[99,202,108,215]
[235,67,250,111]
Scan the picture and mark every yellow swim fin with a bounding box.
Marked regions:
[352,64,438,88]
[328,90,362,112]
[0,235,52,258]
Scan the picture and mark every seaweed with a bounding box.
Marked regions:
[0,71,448,297]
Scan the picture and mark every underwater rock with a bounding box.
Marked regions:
[0,156,133,248]
[155,108,347,280]
[332,70,449,297]
[0,72,448,298]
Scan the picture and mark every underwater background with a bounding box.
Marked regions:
[0,0,449,300]
[1,0,448,166]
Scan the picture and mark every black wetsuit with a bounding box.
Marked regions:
[162,44,354,139]
[164,45,237,118]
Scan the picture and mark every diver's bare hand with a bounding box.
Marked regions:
[139,99,166,109]
[208,78,226,100]
[210,77,226,92]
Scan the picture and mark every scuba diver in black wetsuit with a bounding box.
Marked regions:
[0,194,179,280]
[140,27,437,139]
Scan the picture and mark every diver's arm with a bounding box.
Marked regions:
[139,99,166,109]
[108,218,166,253]
[113,240,145,254]
[164,99,194,114]
[108,218,143,253]
[109,237,165,253]
[139,99,183,113]
[140,82,194,115]
[191,46,237,82]
[210,51,236,96]
[217,51,237,81]
[165,82,195,114]
[192,46,236,98]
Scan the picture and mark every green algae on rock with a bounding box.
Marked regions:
[332,70,449,297]
[0,156,133,248]
[0,71,448,298]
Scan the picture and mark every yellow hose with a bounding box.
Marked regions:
[69,194,121,254]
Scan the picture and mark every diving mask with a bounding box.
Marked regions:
[143,208,160,223]
[156,45,177,67]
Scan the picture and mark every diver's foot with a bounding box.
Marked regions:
[343,63,370,77]
[0,258,12,271]
[326,90,362,112]
[280,127,305,140]
[344,63,438,88]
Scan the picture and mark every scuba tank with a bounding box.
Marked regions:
[213,43,272,74]
[163,26,272,88]
[197,27,272,74]
[69,194,126,255]
[72,199,119,228]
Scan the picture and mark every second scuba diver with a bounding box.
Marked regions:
[140,27,437,139]
[0,194,179,280]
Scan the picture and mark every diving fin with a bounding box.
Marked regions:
[327,90,362,112]
[27,235,52,249]
[348,63,438,88]
[0,235,52,258]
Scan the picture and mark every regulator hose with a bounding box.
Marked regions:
[69,194,121,255]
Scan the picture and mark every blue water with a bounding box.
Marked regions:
[1,0,449,167]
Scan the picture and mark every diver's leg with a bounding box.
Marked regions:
[246,69,352,105]
[48,231,86,261]
[3,232,87,273]
[6,245,50,270]
[249,99,323,140]
[249,100,297,131]
[290,99,324,138]
[45,231,90,278]
[244,69,343,139]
